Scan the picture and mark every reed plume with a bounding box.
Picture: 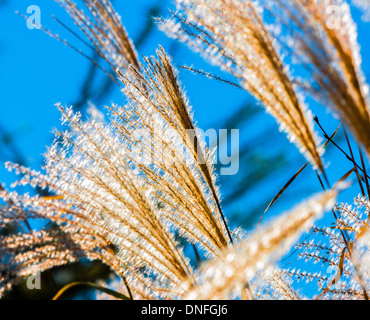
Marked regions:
[285,195,370,300]
[159,0,324,171]
[1,0,369,300]
[1,108,196,299]
[55,0,140,72]
[0,44,233,298]
[54,0,232,247]
[117,47,233,252]
[264,0,370,158]
[255,267,304,300]
[1,0,232,299]
[180,188,338,299]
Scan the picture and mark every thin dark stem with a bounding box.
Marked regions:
[342,126,365,196]
[358,146,370,198]
[192,244,201,267]
[314,116,370,181]
[194,135,234,245]
[121,274,134,300]
[315,171,369,300]
[215,198,234,245]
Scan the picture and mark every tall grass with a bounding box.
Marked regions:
[0,0,369,300]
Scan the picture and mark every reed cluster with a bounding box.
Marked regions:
[0,0,369,300]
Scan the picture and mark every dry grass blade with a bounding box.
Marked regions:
[52,281,130,300]
[259,162,308,225]
[260,123,342,224]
